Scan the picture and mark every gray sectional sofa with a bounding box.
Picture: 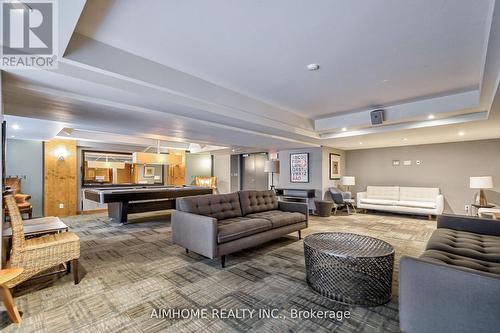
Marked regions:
[399,214,500,333]
[172,190,308,267]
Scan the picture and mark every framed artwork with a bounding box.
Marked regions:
[290,153,309,183]
[329,153,341,180]
[143,166,156,178]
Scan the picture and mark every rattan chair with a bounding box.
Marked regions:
[3,195,81,288]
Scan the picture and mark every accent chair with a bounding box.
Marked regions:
[3,195,81,288]
[329,187,354,214]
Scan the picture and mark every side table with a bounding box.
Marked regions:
[314,200,334,217]
[471,204,495,216]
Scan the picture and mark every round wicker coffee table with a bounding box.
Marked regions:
[304,232,394,307]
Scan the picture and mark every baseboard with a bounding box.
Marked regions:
[77,209,107,215]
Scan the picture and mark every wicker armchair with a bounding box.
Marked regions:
[3,195,81,288]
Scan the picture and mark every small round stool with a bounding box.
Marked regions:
[314,200,334,217]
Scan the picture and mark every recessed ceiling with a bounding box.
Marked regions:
[1,0,500,151]
[76,0,491,117]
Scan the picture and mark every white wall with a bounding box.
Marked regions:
[185,153,212,184]
[274,147,323,208]
[273,146,346,208]
[346,139,500,214]
[6,139,44,217]
[213,154,231,193]
[322,146,346,199]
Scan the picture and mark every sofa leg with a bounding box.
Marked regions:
[298,230,302,240]
[185,248,189,254]
[221,255,226,268]
[428,215,433,220]
[72,259,80,285]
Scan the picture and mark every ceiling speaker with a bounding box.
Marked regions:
[370,109,385,125]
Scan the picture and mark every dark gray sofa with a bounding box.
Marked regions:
[399,214,500,333]
[172,190,308,267]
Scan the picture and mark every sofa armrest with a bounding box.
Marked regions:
[356,192,366,207]
[400,256,500,333]
[171,211,218,258]
[437,214,500,236]
[278,201,308,221]
[435,194,444,214]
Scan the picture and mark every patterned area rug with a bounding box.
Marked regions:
[0,211,436,332]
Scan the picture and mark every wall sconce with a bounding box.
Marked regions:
[54,146,69,161]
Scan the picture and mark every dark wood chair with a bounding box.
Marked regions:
[4,177,32,219]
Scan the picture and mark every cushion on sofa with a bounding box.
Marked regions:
[359,198,397,206]
[366,186,399,201]
[246,210,306,228]
[176,192,242,220]
[217,217,272,243]
[420,249,500,275]
[399,187,440,202]
[397,200,437,209]
[426,228,500,263]
[239,190,279,215]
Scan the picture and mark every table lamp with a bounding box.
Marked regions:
[470,176,493,206]
[264,159,280,191]
[341,176,356,192]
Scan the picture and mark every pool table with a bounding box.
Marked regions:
[83,186,212,223]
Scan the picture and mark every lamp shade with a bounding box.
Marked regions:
[342,176,356,186]
[264,159,279,173]
[470,176,493,189]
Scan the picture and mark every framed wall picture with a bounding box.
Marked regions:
[329,153,341,180]
[290,153,309,183]
[143,166,156,178]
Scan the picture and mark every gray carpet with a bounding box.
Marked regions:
[0,211,436,332]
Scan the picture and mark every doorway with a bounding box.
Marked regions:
[241,153,269,190]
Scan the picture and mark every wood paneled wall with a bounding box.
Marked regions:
[44,139,78,217]
[167,150,186,186]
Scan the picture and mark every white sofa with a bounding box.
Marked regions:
[357,186,444,218]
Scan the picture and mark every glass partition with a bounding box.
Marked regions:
[82,150,164,186]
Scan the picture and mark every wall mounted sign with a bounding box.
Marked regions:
[392,160,400,166]
[144,166,156,178]
[329,153,341,180]
[290,153,309,183]
[403,160,412,166]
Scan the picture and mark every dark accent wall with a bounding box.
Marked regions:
[346,139,500,214]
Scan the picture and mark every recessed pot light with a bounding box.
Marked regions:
[403,138,408,141]
[306,64,320,71]
[359,142,363,145]
[11,124,20,130]
[428,114,435,120]
[458,131,465,136]
[341,127,347,132]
